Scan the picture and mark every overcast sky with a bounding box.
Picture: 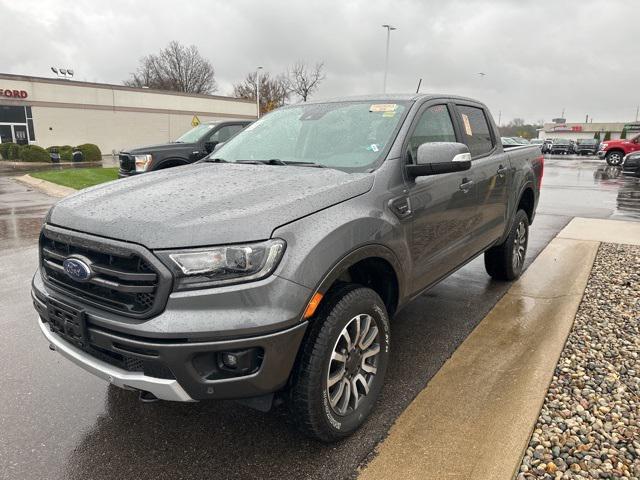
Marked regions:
[2,0,638,124]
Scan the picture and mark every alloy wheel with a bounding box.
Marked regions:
[326,313,380,416]
[512,220,527,271]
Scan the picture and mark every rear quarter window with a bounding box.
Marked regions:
[456,105,494,157]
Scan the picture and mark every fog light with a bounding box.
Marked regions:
[218,348,262,374]
[221,352,238,369]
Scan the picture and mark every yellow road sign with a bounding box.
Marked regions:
[191,115,201,127]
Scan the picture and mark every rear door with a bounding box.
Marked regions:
[453,103,508,252]
[403,101,481,294]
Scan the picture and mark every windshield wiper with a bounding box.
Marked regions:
[232,159,328,168]
[201,157,227,163]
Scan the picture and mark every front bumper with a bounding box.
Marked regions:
[35,303,308,401]
[39,319,193,401]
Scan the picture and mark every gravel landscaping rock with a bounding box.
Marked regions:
[517,243,639,480]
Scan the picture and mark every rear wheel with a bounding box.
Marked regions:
[290,284,390,442]
[484,209,529,281]
[606,151,624,166]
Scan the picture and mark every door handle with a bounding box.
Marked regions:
[497,165,507,177]
[459,179,474,192]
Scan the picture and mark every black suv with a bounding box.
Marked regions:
[118,120,251,177]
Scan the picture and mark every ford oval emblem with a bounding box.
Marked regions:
[62,257,92,282]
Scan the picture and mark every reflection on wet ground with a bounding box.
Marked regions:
[0,177,55,249]
[538,158,640,220]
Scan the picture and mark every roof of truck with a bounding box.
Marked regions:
[308,93,484,104]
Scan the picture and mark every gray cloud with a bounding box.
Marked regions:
[2,0,638,123]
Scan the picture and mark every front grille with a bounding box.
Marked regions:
[119,153,134,171]
[40,227,170,318]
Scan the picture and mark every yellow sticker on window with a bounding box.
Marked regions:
[461,113,473,136]
[370,104,398,113]
[382,111,396,118]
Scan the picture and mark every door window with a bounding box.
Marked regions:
[209,124,244,143]
[456,105,494,157]
[407,104,456,162]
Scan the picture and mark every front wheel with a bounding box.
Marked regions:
[289,284,390,442]
[606,151,623,166]
[484,209,529,281]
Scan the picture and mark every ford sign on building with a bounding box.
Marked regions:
[0,73,257,153]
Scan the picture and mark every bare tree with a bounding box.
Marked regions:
[124,41,217,94]
[286,61,325,102]
[233,71,289,115]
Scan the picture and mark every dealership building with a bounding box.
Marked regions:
[0,73,257,154]
[538,120,640,141]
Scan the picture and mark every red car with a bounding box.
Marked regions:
[598,133,640,165]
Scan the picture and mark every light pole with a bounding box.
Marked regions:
[256,66,263,118]
[382,24,396,93]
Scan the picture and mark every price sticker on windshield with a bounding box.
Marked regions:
[370,104,398,113]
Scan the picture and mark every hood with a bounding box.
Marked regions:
[49,163,374,249]
[125,142,196,155]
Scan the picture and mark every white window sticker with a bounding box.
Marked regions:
[461,113,473,136]
[370,104,398,113]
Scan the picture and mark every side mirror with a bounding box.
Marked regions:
[406,142,471,178]
[212,141,225,153]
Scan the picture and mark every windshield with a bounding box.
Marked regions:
[553,138,569,144]
[577,139,596,144]
[210,101,409,171]
[530,139,543,144]
[175,124,217,143]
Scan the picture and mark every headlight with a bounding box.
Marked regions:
[134,154,153,172]
[156,239,285,290]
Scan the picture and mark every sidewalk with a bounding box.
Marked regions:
[358,218,640,480]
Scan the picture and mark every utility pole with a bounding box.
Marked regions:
[382,24,397,93]
[256,66,263,118]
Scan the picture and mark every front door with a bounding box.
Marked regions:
[404,102,480,294]
[13,125,28,145]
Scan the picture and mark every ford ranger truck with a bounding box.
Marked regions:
[118,120,251,177]
[33,94,543,442]
[598,132,640,166]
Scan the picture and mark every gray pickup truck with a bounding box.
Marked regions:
[33,94,543,441]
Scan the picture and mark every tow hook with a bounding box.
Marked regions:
[139,390,159,403]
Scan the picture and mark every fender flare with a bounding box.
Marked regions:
[303,243,405,317]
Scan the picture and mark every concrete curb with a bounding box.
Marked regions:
[13,174,77,198]
[358,224,616,480]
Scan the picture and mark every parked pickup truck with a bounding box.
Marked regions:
[575,138,599,156]
[118,120,251,177]
[598,133,640,166]
[33,94,543,442]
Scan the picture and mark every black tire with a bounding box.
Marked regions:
[484,209,529,281]
[289,284,390,442]
[606,151,623,166]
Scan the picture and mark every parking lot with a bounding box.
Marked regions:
[0,156,638,480]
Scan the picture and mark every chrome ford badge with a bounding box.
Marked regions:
[62,257,92,282]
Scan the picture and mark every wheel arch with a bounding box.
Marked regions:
[152,157,190,170]
[308,244,403,319]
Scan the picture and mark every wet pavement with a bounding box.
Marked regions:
[0,156,637,480]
